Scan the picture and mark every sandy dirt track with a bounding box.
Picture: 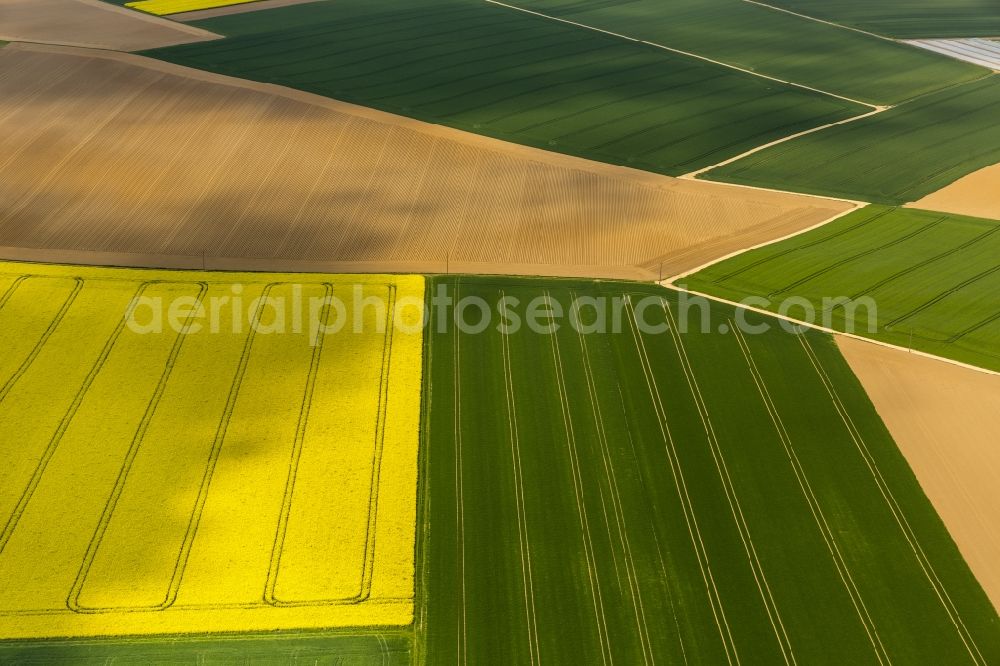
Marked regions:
[910,162,1000,221]
[170,0,322,21]
[0,44,853,279]
[0,0,219,51]
[839,336,1000,612]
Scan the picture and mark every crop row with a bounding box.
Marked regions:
[683,206,1000,371]
[421,277,1000,663]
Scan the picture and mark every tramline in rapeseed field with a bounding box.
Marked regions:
[0,262,423,639]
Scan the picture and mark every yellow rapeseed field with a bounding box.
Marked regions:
[125,0,261,16]
[0,261,423,639]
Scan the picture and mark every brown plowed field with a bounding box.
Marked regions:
[909,162,1000,221]
[0,43,854,279]
[0,0,219,50]
[839,336,1000,612]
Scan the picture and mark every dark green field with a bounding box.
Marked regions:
[419,275,1000,663]
[705,75,1000,203]
[142,0,863,176]
[682,206,1000,372]
[0,631,411,664]
[762,0,1000,38]
[516,0,985,105]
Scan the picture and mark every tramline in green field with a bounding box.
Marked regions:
[682,206,1000,372]
[760,0,1000,39]
[419,276,1000,664]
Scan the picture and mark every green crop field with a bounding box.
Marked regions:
[761,0,1000,39]
[705,75,1000,203]
[682,206,1000,372]
[515,0,985,105]
[418,275,1000,663]
[0,632,411,664]
[142,0,863,176]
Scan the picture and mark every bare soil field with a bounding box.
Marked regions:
[910,162,1000,220]
[839,335,1000,612]
[0,0,218,50]
[0,44,853,279]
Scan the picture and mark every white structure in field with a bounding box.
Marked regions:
[906,38,1000,71]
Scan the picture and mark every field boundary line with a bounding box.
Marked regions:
[663,284,1000,378]
[708,207,890,285]
[731,324,891,664]
[0,595,414,616]
[498,288,541,665]
[0,277,83,405]
[662,303,796,664]
[739,0,895,41]
[665,204,867,284]
[634,93,845,169]
[682,105,887,179]
[485,0,876,109]
[453,282,467,666]
[799,335,986,664]
[574,296,654,664]
[704,77,1000,193]
[545,292,612,665]
[0,281,150,556]
[413,286,434,666]
[623,295,739,665]
[67,282,208,614]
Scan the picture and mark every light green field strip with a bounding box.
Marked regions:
[682,206,1000,372]
[270,286,391,604]
[72,283,250,611]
